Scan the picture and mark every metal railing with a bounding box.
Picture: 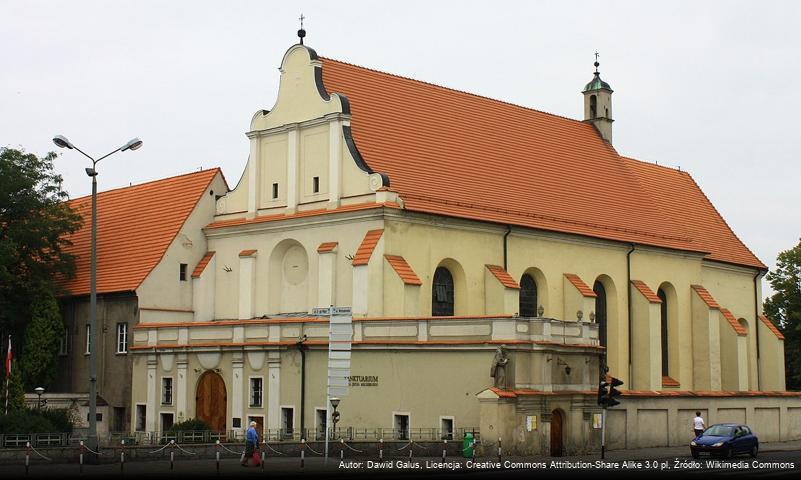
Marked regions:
[1,427,480,449]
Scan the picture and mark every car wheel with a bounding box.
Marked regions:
[750,444,758,458]
[691,450,699,459]
[722,446,732,458]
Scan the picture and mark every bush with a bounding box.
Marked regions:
[39,408,73,433]
[0,408,73,433]
[166,418,210,433]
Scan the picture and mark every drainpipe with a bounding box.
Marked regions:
[626,244,636,385]
[753,270,764,391]
[503,226,512,270]
[296,335,308,436]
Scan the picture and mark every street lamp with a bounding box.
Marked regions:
[52,134,142,455]
[34,387,44,410]
[330,397,340,438]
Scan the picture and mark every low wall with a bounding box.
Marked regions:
[606,395,801,450]
[478,390,801,455]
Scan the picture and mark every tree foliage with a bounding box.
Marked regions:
[764,238,801,390]
[0,147,81,327]
[20,288,64,389]
[0,147,81,389]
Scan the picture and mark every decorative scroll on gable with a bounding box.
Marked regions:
[215,44,391,219]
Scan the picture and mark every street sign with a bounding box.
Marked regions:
[320,306,353,461]
[312,306,353,316]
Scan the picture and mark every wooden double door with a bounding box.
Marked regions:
[196,371,227,432]
[550,409,564,457]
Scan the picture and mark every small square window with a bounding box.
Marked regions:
[312,176,320,193]
[179,263,187,281]
[272,183,279,199]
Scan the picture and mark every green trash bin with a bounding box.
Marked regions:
[463,432,475,458]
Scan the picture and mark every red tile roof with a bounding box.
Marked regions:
[384,255,422,285]
[485,265,520,289]
[320,56,764,269]
[662,376,680,388]
[759,314,784,340]
[239,249,257,257]
[352,229,384,266]
[191,251,215,278]
[691,284,721,309]
[317,242,338,253]
[631,280,662,304]
[623,158,764,269]
[720,308,748,336]
[59,169,221,296]
[564,273,597,298]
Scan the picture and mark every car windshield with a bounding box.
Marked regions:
[703,425,734,437]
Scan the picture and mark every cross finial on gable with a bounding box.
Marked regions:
[297,13,307,45]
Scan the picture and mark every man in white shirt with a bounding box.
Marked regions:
[693,411,706,438]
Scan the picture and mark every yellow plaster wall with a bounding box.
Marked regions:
[136,173,228,313]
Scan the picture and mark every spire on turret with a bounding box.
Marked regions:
[297,13,306,45]
[582,52,614,143]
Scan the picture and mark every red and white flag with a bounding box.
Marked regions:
[4,335,10,378]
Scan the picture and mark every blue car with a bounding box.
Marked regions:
[690,423,758,458]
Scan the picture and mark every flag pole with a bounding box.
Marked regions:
[4,334,10,414]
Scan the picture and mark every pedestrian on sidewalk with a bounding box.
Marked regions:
[241,421,260,466]
[692,411,705,438]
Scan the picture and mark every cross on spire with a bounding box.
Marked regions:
[297,13,307,45]
[594,51,600,74]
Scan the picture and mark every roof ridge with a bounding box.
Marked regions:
[320,56,587,127]
[67,168,221,203]
[621,155,688,175]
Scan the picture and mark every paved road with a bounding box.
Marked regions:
[3,451,800,478]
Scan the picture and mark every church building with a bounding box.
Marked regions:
[125,35,798,455]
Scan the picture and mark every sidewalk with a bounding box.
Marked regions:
[580,439,801,460]
[2,440,799,477]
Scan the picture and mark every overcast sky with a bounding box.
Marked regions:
[2,0,799,296]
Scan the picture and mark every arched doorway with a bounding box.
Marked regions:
[196,371,227,432]
[550,409,564,456]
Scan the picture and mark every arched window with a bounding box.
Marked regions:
[590,95,598,119]
[657,288,669,376]
[432,267,454,316]
[519,274,538,317]
[593,281,607,347]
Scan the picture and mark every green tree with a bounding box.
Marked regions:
[764,238,801,391]
[0,147,81,388]
[20,288,63,389]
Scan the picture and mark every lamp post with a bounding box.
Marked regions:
[34,387,44,410]
[330,397,340,438]
[52,134,142,455]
